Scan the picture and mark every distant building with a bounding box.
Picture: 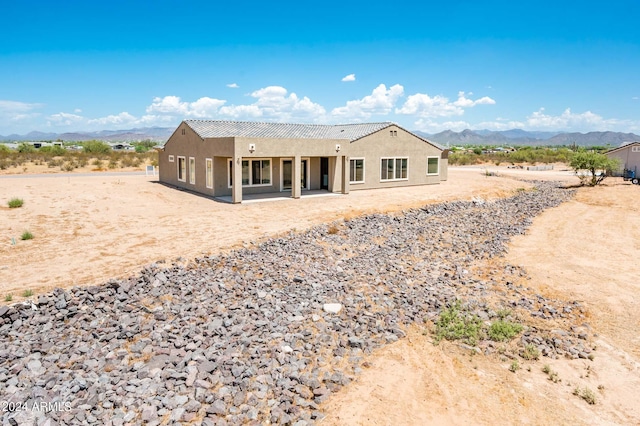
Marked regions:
[158,120,448,203]
[606,141,640,173]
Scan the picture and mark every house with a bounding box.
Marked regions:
[606,141,640,174]
[158,120,448,203]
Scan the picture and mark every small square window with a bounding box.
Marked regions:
[168,155,174,162]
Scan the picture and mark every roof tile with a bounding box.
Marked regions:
[184,120,394,142]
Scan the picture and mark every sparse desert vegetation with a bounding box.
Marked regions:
[7,197,23,208]
[0,165,639,424]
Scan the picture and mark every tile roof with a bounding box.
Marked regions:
[184,120,395,142]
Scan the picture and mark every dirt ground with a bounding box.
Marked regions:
[1,164,639,424]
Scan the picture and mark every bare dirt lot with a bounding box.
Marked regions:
[1,165,639,424]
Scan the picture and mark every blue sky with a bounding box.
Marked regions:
[2,0,639,135]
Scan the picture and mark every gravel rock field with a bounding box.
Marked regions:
[0,181,589,425]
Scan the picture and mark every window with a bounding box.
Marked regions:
[632,146,640,153]
[380,158,408,181]
[177,156,186,182]
[228,159,271,187]
[350,158,365,183]
[189,157,195,184]
[390,130,398,137]
[427,157,439,175]
[206,158,213,189]
[181,128,186,135]
[168,155,174,162]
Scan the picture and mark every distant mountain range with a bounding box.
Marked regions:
[0,127,174,143]
[1,126,638,147]
[416,129,640,147]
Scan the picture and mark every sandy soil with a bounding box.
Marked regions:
[0,166,547,297]
[321,177,640,425]
[1,164,639,424]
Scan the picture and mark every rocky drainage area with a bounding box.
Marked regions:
[0,181,591,425]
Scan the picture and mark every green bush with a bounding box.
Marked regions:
[570,150,620,186]
[435,301,483,345]
[488,320,523,342]
[39,145,67,156]
[21,230,34,240]
[8,198,24,208]
[17,143,36,153]
[82,140,111,154]
[22,289,34,297]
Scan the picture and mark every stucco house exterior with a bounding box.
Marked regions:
[158,120,448,203]
[606,141,640,174]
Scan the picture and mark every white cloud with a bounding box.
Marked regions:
[412,118,472,133]
[341,74,356,82]
[88,112,138,126]
[397,93,462,117]
[47,112,85,126]
[0,100,44,126]
[74,108,82,113]
[227,83,239,88]
[331,84,404,119]
[219,86,326,121]
[397,91,495,118]
[146,95,226,118]
[473,108,640,133]
[525,107,613,131]
[0,100,44,113]
[453,91,496,107]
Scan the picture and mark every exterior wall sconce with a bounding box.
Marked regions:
[249,143,256,153]
[335,144,341,152]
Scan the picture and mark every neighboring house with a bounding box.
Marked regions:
[606,141,640,173]
[158,120,448,203]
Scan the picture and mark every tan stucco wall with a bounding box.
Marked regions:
[347,125,445,190]
[607,145,640,172]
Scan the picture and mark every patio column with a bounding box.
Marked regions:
[292,155,302,199]
[341,155,350,194]
[232,156,242,204]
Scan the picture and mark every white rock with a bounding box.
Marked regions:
[323,303,342,314]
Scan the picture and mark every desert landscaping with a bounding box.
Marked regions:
[1,164,639,425]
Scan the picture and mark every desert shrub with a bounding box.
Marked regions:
[120,155,135,167]
[8,198,24,208]
[22,289,34,297]
[82,140,111,154]
[4,294,12,302]
[61,161,76,172]
[39,145,67,156]
[435,301,483,345]
[0,144,10,153]
[488,320,523,341]
[108,158,119,169]
[0,159,8,170]
[17,143,36,153]
[47,158,63,168]
[21,230,34,240]
[573,387,596,405]
[75,153,89,168]
[570,150,620,186]
[133,140,157,153]
[509,360,520,372]
[522,343,540,360]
